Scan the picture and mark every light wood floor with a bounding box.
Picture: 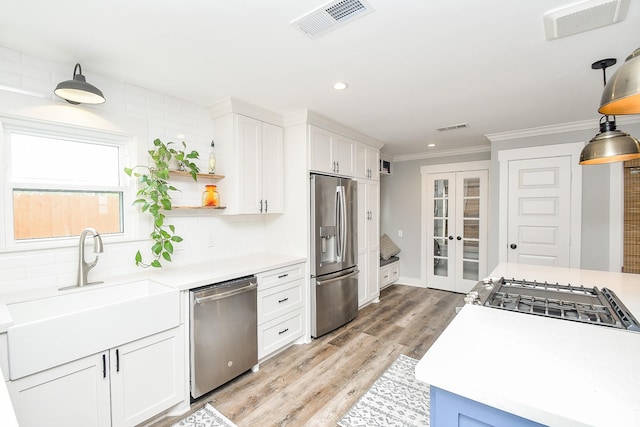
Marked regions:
[149,284,464,427]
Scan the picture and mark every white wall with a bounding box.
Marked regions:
[0,46,268,296]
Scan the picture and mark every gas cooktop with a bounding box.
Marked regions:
[466,277,640,332]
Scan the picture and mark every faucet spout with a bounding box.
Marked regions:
[77,227,104,287]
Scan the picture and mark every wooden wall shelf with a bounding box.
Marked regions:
[169,170,225,180]
[171,206,227,210]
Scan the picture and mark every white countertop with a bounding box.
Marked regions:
[0,252,306,332]
[145,252,307,291]
[416,263,640,427]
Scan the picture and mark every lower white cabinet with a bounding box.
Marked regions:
[379,260,399,289]
[7,327,185,427]
[256,262,305,360]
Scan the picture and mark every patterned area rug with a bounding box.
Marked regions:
[171,403,236,427]
[337,354,430,427]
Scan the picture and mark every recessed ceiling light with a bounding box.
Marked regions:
[427,143,436,147]
[332,82,348,90]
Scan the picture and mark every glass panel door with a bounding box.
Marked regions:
[433,178,450,277]
[426,168,488,293]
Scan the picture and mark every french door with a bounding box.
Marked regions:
[425,169,488,293]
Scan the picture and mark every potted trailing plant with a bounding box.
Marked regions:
[124,138,200,268]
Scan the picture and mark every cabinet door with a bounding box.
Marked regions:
[333,134,355,177]
[357,179,380,307]
[366,146,379,181]
[356,143,379,180]
[8,353,111,427]
[110,328,185,427]
[261,122,284,213]
[237,114,263,214]
[366,181,379,251]
[309,126,334,174]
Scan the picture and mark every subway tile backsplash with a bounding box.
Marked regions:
[0,46,268,296]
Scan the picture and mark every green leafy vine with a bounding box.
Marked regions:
[124,138,199,268]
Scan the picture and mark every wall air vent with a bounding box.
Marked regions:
[291,0,375,39]
[543,0,629,40]
[437,123,470,132]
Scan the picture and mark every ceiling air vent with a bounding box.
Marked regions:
[291,0,375,39]
[543,0,629,40]
[437,123,469,132]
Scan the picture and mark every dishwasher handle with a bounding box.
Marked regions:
[194,281,257,304]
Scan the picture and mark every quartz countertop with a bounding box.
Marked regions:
[415,263,640,427]
[0,252,306,333]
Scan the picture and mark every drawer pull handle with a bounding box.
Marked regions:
[278,328,289,335]
[278,273,289,279]
[278,297,289,303]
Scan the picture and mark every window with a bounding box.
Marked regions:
[4,123,129,244]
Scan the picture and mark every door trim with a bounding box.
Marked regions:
[420,161,490,288]
[497,142,582,267]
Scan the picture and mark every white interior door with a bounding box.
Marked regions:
[506,156,571,267]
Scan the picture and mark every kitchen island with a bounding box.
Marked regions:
[416,263,640,427]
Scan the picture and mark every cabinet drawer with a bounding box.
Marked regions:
[257,262,304,290]
[258,308,304,360]
[258,279,303,325]
[380,262,399,287]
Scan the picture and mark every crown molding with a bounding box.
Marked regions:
[486,116,640,142]
[283,109,384,149]
[392,144,490,162]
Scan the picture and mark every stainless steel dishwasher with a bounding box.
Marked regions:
[190,275,258,399]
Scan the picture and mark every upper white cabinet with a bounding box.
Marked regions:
[355,142,379,181]
[213,113,284,214]
[309,125,355,177]
[236,115,284,214]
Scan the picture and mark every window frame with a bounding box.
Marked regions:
[1,116,138,251]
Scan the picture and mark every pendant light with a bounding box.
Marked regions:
[54,63,105,105]
[599,47,640,115]
[579,59,640,165]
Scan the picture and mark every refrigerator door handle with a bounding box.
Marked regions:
[316,269,359,286]
[335,185,347,261]
[335,186,343,260]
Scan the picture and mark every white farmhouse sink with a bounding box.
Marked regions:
[6,280,180,380]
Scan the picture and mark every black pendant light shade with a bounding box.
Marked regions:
[599,47,640,115]
[54,63,105,105]
[579,116,640,165]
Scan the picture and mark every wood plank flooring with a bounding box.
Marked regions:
[149,284,464,427]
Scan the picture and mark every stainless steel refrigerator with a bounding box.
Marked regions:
[310,173,359,338]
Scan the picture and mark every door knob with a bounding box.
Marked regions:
[448,236,454,240]
[510,243,517,249]
[456,236,462,241]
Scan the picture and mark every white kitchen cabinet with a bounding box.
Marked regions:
[379,259,399,289]
[309,125,355,177]
[7,327,185,427]
[425,169,488,293]
[357,179,380,307]
[355,142,379,181]
[214,113,284,214]
[256,262,305,360]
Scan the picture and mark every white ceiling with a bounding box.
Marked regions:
[0,0,637,158]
